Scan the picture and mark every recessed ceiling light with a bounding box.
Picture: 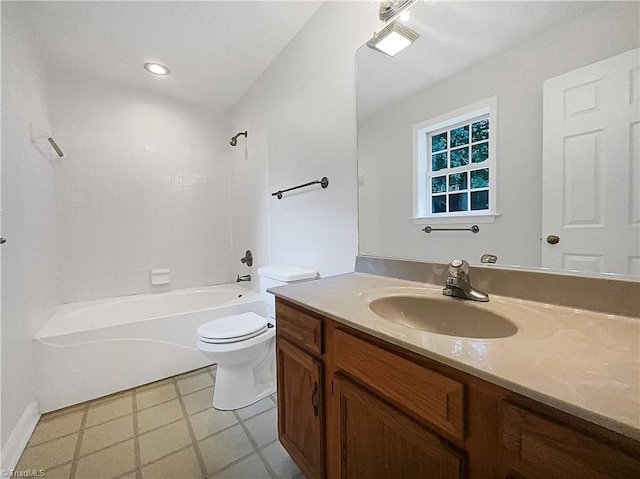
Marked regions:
[144,63,170,76]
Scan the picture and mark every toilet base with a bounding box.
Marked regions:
[212,363,276,410]
[196,322,276,411]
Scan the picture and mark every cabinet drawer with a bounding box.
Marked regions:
[276,300,323,356]
[501,402,640,479]
[334,329,465,441]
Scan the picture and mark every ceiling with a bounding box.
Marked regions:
[356,1,602,119]
[14,1,323,109]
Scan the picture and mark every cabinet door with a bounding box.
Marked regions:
[276,336,325,479]
[335,375,463,479]
[502,402,640,479]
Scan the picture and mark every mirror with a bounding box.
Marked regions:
[357,1,640,277]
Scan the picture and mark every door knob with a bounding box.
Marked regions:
[546,235,560,245]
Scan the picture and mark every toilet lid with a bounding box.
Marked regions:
[197,312,267,343]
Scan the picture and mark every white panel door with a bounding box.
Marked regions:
[542,48,640,276]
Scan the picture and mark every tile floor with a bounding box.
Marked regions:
[16,366,305,479]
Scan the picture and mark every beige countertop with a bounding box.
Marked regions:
[269,272,640,441]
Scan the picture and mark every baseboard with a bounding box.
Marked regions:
[1,401,40,473]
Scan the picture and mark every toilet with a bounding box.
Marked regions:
[196,266,317,410]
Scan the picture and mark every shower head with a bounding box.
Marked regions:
[230,131,247,146]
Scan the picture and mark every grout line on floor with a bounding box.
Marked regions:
[174,377,208,479]
[255,444,279,479]
[206,450,261,478]
[83,411,134,430]
[258,438,280,451]
[39,405,85,422]
[234,410,278,479]
[137,416,186,438]
[135,395,179,413]
[113,469,138,479]
[87,391,133,408]
[72,436,135,462]
[24,428,80,449]
[69,402,89,479]
[46,459,74,476]
[137,443,195,473]
[192,418,241,444]
[132,388,142,479]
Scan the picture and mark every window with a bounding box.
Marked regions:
[412,97,498,224]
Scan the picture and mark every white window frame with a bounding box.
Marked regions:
[412,96,499,225]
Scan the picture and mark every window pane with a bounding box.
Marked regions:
[432,152,447,171]
[470,168,489,189]
[450,147,469,168]
[431,132,447,152]
[432,195,446,213]
[471,190,489,210]
[431,176,446,193]
[448,172,467,191]
[450,125,469,147]
[471,142,488,163]
[472,119,489,142]
[449,193,468,212]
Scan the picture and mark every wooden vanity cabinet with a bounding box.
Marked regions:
[276,337,325,479]
[275,298,640,479]
[275,301,326,479]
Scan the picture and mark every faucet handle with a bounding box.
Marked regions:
[448,259,469,278]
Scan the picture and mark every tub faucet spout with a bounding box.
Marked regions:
[236,274,251,282]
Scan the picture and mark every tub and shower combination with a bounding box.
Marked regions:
[33,284,263,412]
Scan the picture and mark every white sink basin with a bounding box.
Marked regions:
[368,295,518,339]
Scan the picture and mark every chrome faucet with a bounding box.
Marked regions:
[236,274,251,282]
[442,259,489,302]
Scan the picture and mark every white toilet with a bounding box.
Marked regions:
[196,266,317,410]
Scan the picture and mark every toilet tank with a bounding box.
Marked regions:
[257,266,317,319]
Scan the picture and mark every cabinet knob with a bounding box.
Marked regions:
[546,235,560,245]
[0,238,6,244]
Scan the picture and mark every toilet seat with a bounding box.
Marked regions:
[197,312,268,344]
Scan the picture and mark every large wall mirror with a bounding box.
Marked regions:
[356,1,640,277]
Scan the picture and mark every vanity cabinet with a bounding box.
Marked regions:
[275,298,640,479]
[275,301,325,479]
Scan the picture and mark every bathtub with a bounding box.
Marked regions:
[33,284,264,412]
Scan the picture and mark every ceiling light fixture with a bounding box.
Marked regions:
[399,10,411,22]
[367,21,419,57]
[144,62,170,76]
[379,0,418,22]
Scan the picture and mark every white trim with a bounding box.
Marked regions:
[411,213,500,225]
[1,401,40,473]
[413,96,498,219]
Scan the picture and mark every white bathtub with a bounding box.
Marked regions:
[33,284,264,412]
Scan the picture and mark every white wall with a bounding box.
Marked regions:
[48,71,234,303]
[230,1,380,282]
[358,2,640,267]
[1,3,56,450]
